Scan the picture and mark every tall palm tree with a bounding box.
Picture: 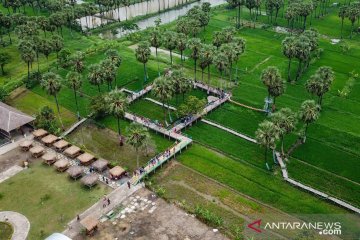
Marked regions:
[281,36,296,82]
[299,100,320,141]
[162,31,178,65]
[152,75,175,124]
[41,72,64,129]
[233,37,246,82]
[338,6,348,39]
[149,28,162,76]
[294,35,311,82]
[171,69,192,104]
[88,64,103,92]
[220,43,237,81]
[66,71,82,119]
[176,33,187,63]
[71,51,85,73]
[100,59,116,90]
[198,44,215,84]
[126,122,150,169]
[105,89,128,145]
[20,43,36,82]
[261,66,285,110]
[271,108,297,157]
[255,120,280,170]
[213,51,229,89]
[135,41,151,85]
[187,38,202,81]
[105,49,122,87]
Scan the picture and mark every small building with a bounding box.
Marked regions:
[45,233,72,240]
[0,102,35,144]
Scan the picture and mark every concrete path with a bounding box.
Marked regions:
[144,97,177,111]
[63,183,142,239]
[0,135,33,156]
[0,211,30,240]
[0,166,24,184]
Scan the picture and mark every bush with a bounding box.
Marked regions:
[34,106,60,134]
[0,86,9,101]
[89,95,108,120]
[194,205,224,227]
[23,72,42,89]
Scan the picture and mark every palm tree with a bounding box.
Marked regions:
[294,35,311,82]
[299,100,320,141]
[255,120,280,170]
[135,41,151,85]
[71,51,85,73]
[149,28,162,76]
[220,43,237,82]
[105,89,128,145]
[88,64,103,92]
[162,31,178,65]
[176,33,187,63]
[233,37,246,82]
[41,72,64,129]
[66,71,82,119]
[213,51,229,89]
[212,31,224,50]
[152,75,175,124]
[198,44,215,84]
[271,108,297,157]
[126,123,150,169]
[282,36,296,82]
[338,6,348,39]
[105,49,122,87]
[100,59,116,90]
[187,38,202,81]
[0,52,11,75]
[51,34,64,60]
[305,66,334,106]
[20,42,36,82]
[171,69,192,104]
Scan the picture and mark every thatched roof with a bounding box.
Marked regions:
[77,153,94,164]
[0,102,35,133]
[53,140,69,150]
[29,146,44,154]
[67,166,83,178]
[92,159,108,172]
[54,159,69,169]
[81,174,98,187]
[80,216,98,231]
[19,140,33,148]
[32,129,48,138]
[41,134,58,144]
[64,146,81,156]
[109,166,125,177]
[41,152,56,162]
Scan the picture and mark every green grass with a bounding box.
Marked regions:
[0,222,13,240]
[0,161,110,239]
[67,121,172,171]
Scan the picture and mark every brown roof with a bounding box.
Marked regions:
[109,166,125,177]
[53,140,69,149]
[77,153,94,164]
[41,134,58,144]
[80,216,98,231]
[29,146,44,154]
[19,140,33,148]
[92,159,108,171]
[41,152,57,161]
[32,129,48,137]
[64,146,81,156]
[54,159,69,169]
[81,174,98,187]
[0,102,35,133]
[67,166,83,178]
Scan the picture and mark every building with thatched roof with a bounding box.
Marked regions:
[42,152,57,165]
[41,134,58,146]
[53,140,69,151]
[109,166,125,179]
[77,153,95,166]
[92,159,108,172]
[81,174,98,188]
[63,145,81,158]
[67,166,83,180]
[54,159,70,172]
[0,102,35,138]
[80,216,99,235]
[29,146,45,158]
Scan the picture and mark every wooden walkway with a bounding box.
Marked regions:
[144,97,177,111]
[127,85,153,103]
[61,118,88,138]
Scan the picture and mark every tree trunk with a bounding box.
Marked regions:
[295,59,302,81]
[54,94,64,129]
[170,50,173,65]
[287,58,292,82]
[194,59,197,80]
[156,48,160,76]
[340,18,344,39]
[117,116,121,135]
[74,87,80,119]
[143,63,147,83]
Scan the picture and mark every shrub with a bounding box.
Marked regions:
[0,86,9,101]
[194,205,224,227]
[89,95,108,120]
[23,72,42,89]
[34,106,60,134]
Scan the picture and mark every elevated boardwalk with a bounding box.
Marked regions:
[61,118,87,138]
[127,84,153,103]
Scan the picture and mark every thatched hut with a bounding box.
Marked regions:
[41,134,58,146]
[19,140,33,151]
[63,145,81,158]
[53,140,69,151]
[92,159,108,172]
[29,145,45,158]
[54,159,70,172]
[32,129,48,139]
[80,216,99,236]
[77,153,95,166]
[67,166,83,180]
[81,174,98,188]
[42,152,57,165]
[109,166,125,180]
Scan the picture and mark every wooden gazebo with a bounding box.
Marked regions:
[63,145,81,158]
[32,129,48,139]
[29,145,45,158]
[109,166,125,180]
[80,216,99,236]
[41,134,58,146]
[67,166,83,180]
[54,159,70,172]
[92,159,108,172]
[53,139,70,151]
[81,174,98,188]
[77,153,95,166]
[42,152,57,165]
[19,140,33,151]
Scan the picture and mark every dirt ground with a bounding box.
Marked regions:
[0,148,29,172]
[75,188,228,240]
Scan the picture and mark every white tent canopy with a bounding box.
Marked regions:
[0,102,35,133]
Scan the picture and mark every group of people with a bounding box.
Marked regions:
[102,196,111,208]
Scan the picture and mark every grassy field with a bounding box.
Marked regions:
[0,222,13,239]
[0,161,110,239]
[67,121,172,171]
